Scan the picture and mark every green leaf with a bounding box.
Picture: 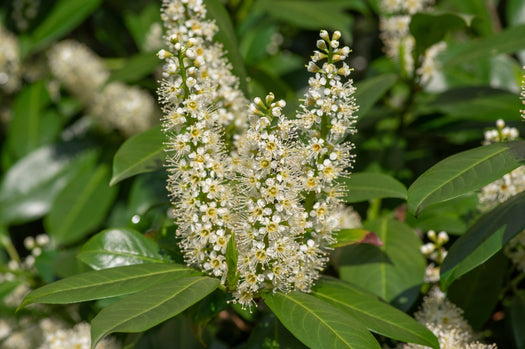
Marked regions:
[0,143,97,225]
[19,263,196,309]
[90,276,220,348]
[245,313,309,349]
[110,124,164,185]
[108,53,160,83]
[355,74,397,118]
[340,172,407,203]
[7,81,52,160]
[338,218,425,311]
[426,87,522,122]
[264,291,381,349]
[225,232,239,290]
[447,252,507,330]
[77,228,166,270]
[20,0,102,57]
[313,278,439,348]
[410,13,467,56]
[45,164,117,246]
[442,24,525,67]
[440,191,525,289]
[332,229,383,248]
[123,2,161,51]
[254,0,355,42]
[203,0,248,95]
[407,141,525,215]
[509,290,525,349]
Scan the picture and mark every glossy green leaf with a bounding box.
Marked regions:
[447,252,507,330]
[7,81,52,160]
[203,0,248,95]
[340,172,407,203]
[45,164,117,246]
[108,53,160,83]
[407,141,525,215]
[245,313,309,349]
[332,229,382,248]
[440,191,525,289]
[355,74,397,118]
[442,24,525,67]
[313,278,439,348]
[0,144,97,225]
[77,228,166,270]
[225,232,239,290]
[507,0,525,26]
[20,0,102,57]
[264,291,381,349]
[110,124,164,185]
[90,276,220,348]
[19,263,196,309]
[410,13,467,56]
[254,0,354,41]
[338,218,425,311]
[426,87,521,122]
[509,290,525,349]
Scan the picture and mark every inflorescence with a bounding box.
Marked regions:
[158,0,358,308]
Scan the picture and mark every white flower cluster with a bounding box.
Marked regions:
[0,318,119,349]
[520,66,525,119]
[478,120,525,271]
[47,40,157,136]
[39,322,120,349]
[0,25,22,94]
[379,0,446,84]
[158,0,358,308]
[420,230,449,283]
[478,120,525,211]
[403,287,497,349]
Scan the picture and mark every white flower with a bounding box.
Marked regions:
[0,25,22,93]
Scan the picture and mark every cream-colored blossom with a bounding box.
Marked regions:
[39,322,120,349]
[404,287,497,348]
[0,25,22,93]
[47,40,109,104]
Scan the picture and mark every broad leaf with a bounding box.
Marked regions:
[508,290,525,349]
[110,124,164,185]
[332,229,383,248]
[7,81,52,160]
[425,87,521,122]
[442,24,525,67]
[204,0,248,95]
[108,53,160,83]
[20,0,102,57]
[254,0,355,41]
[338,218,425,311]
[19,263,196,309]
[225,232,239,290]
[90,276,220,348]
[264,291,381,349]
[447,252,507,330]
[77,228,166,270]
[440,191,525,289]
[407,141,525,215]
[340,172,407,203]
[45,164,117,246]
[0,144,97,225]
[355,74,397,118]
[410,13,467,56]
[313,278,439,349]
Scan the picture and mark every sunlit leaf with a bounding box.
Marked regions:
[440,191,525,289]
[19,263,196,309]
[110,124,164,185]
[313,278,439,348]
[91,276,220,348]
[339,172,407,203]
[407,141,525,215]
[77,228,166,270]
[265,291,381,349]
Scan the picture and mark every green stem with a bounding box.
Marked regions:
[367,198,382,221]
[0,233,21,264]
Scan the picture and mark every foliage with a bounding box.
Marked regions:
[1,0,525,348]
